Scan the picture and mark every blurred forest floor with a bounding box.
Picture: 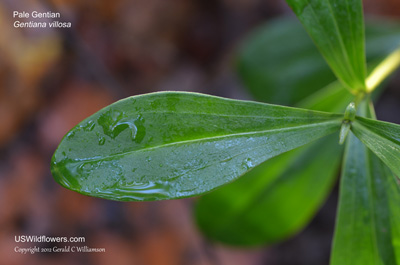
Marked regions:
[0,0,399,265]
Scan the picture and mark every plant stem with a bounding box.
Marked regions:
[366,47,400,93]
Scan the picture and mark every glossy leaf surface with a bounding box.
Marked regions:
[352,117,400,177]
[237,17,400,105]
[195,81,350,246]
[285,0,366,91]
[51,92,342,201]
[195,134,342,246]
[331,132,400,264]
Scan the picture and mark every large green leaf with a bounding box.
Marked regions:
[352,117,400,177]
[330,132,400,264]
[51,92,342,201]
[237,17,400,105]
[285,0,366,91]
[194,82,351,246]
[195,134,342,246]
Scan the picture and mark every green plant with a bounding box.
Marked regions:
[51,0,400,263]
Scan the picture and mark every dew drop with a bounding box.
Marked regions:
[115,180,172,198]
[98,137,105,145]
[82,120,96,131]
[242,158,254,170]
[67,131,75,139]
[98,110,145,143]
[98,109,125,139]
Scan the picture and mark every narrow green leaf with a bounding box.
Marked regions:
[51,92,342,201]
[285,0,366,91]
[352,117,400,177]
[195,134,342,246]
[331,132,400,264]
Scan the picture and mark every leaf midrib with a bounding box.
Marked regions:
[103,110,340,120]
[65,119,341,163]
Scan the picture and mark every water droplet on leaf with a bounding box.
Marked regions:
[242,158,254,170]
[98,110,146,143]
[82,120,96,131]
[98,137,105,145]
